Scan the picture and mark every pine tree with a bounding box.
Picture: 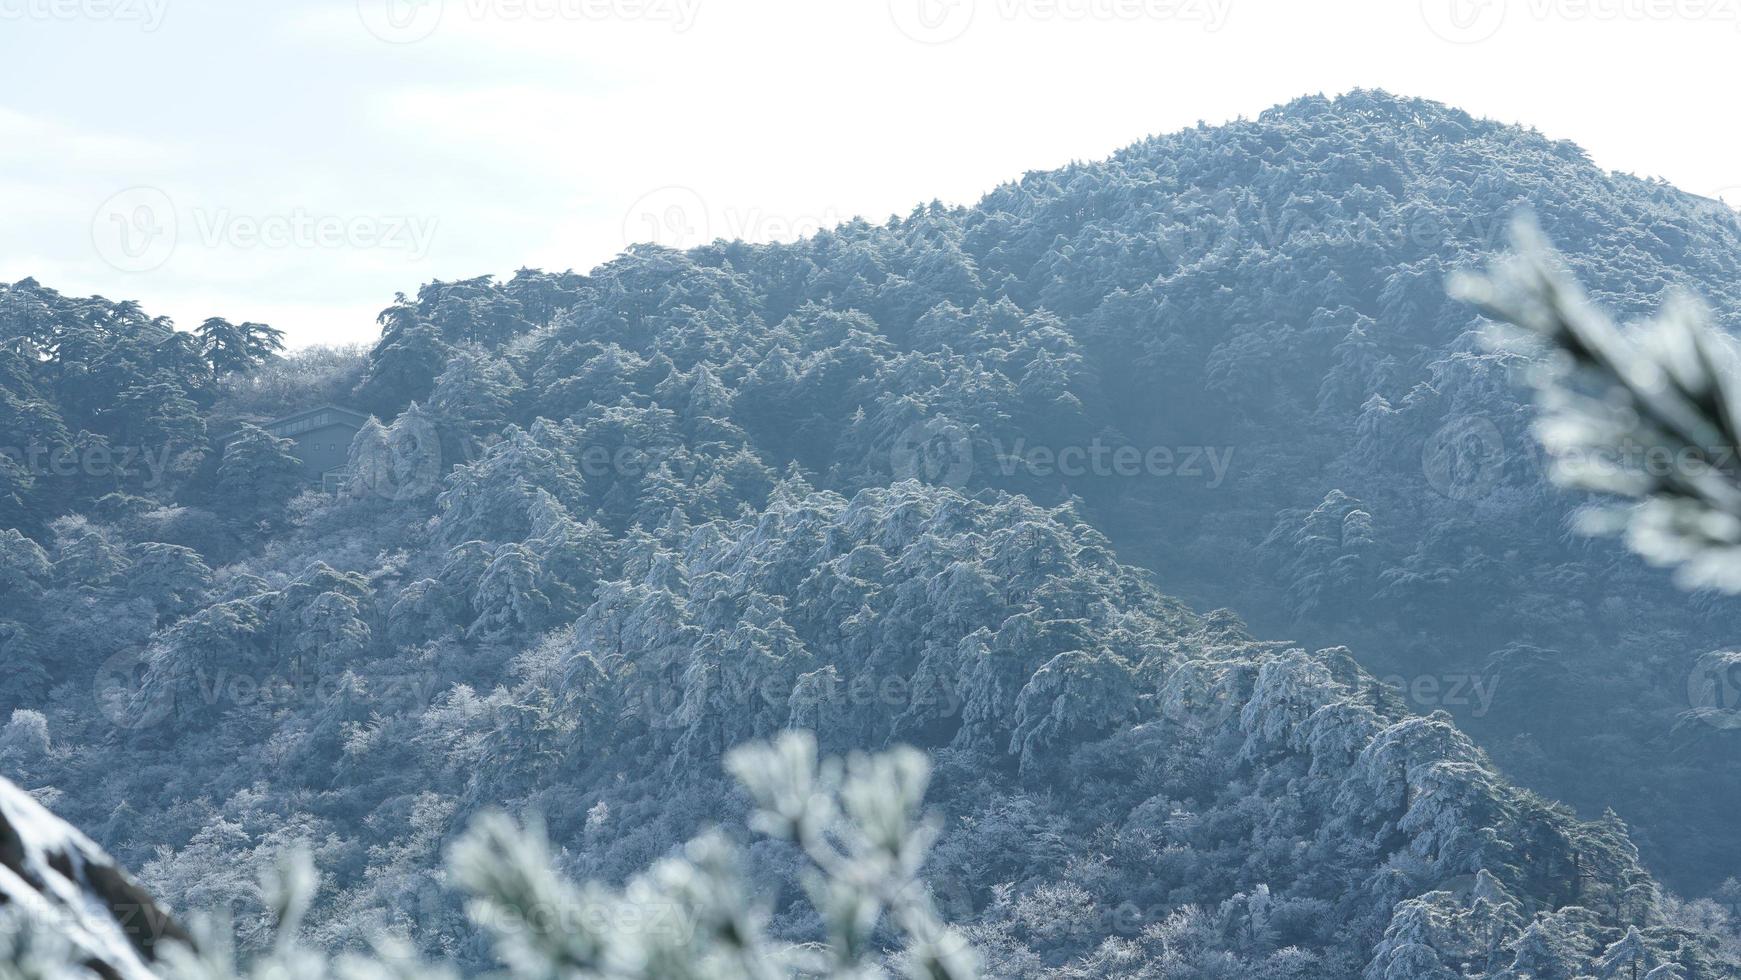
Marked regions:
[197,317,285,376]
[215,423,304,525]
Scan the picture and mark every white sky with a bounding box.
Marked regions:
[2,0,1737,348]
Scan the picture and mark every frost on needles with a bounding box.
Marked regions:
[2,733,976,980]
[1454,218,1741,593]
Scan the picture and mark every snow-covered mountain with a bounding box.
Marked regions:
[1,776,186,979]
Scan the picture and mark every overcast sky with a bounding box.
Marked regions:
[2,0,1737,347]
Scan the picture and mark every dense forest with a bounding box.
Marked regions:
[6,90,1741,978]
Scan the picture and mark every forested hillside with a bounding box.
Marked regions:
[6,90,1741,978]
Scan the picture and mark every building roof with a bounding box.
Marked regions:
[221,404,371,445]
[262,404,371,429]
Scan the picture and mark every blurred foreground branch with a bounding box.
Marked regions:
[1452,218,1741,592]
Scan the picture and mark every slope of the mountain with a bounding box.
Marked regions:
[9,478,1740,977]
[0,776,188,979]
[5,90,1741,978]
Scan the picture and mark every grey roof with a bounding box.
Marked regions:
[221,404,371,445]
[260,404,370,429]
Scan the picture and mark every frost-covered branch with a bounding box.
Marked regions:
[1452,218,1741,592]
[2,733,974,980]
[726,733,974,980]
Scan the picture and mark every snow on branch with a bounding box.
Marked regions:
[1452,218,1741,592]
